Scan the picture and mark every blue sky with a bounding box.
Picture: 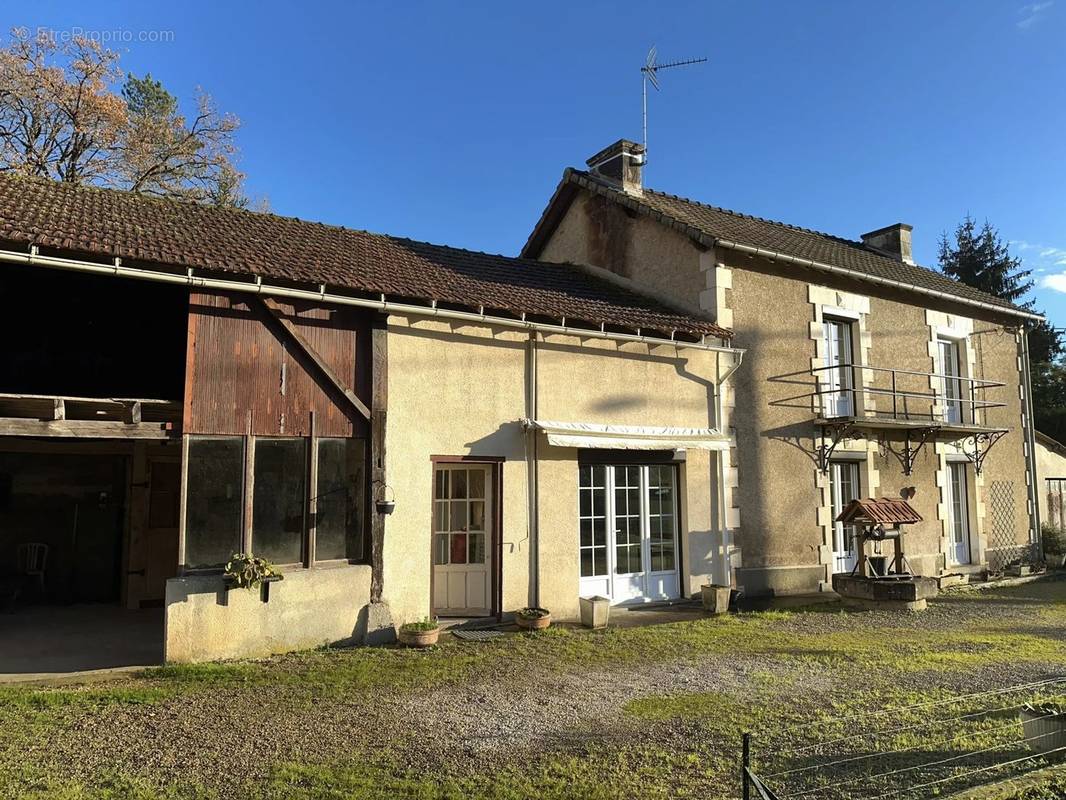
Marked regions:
[12,1,1066,325]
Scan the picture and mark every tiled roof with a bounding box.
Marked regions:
[0,174,731,340]
[836,497,923,526]
[523,169,1035,320]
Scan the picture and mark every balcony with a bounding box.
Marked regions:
[807,364,1008,475]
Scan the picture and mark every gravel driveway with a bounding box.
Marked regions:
[3,576,1065,799]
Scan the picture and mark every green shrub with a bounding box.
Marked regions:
[1042,523,1066,556]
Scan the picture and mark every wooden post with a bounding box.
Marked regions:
[742,732,751,800]
[370,316,387,602]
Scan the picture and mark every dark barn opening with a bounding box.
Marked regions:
[0,263,189,399]
[0,265,188,674]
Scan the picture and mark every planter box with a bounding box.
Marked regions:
[516,610,551,630]
[702,584,731,615]
[1020,708,1066,756]
[398,626,440,648]
[579,596,611,629]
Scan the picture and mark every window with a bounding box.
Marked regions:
[648,465,677,573]
[578,463,681,603]
[822,317,854,417]
[315,438,366,561]
[938,337,964,424]
[185,437,244,569]
[433,466,488,567]
[948,462,972,565]
[829,460,860,573]
[579,465,608,578]
[252,438,307,564]
[613,466,642,575]
[181,434,368,571]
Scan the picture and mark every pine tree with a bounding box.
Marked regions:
[939,216,1065,440]
[938,216,1033,305]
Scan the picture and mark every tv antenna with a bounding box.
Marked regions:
[641,47,707,164]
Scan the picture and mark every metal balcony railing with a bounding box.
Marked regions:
[809,363,1006,428]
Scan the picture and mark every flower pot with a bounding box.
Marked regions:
[1020,707,1066,756]
[516,609,551,630]
[702,584,731,615]
[376,500,396,515]
[398,626,440,648]
[579,596,611,629]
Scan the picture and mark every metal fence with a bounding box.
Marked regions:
[742,678,1066,800]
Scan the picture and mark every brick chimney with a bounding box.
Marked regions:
[861,223,914,265]
[586,139,645,196]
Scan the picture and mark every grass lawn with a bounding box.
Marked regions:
[2,578,1066,799]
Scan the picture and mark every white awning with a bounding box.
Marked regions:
[523,419,731,451]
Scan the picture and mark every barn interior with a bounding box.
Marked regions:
[0,263,188,677]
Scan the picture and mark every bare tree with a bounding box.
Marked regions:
[0,27,252,207]
[0,28,125,184]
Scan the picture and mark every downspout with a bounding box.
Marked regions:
[525,332,540,607]
[1021,327,1042,548]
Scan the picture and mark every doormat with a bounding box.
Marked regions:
[451,629,505,642]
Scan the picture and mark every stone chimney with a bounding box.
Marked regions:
[861,223,914,265]
[586,139,645,195]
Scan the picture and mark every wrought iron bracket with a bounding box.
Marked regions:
[960,430,1008,475]
[878,426,938,476]
[817,422,856,473]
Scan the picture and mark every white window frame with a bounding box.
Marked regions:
[822,314,856,418]
[828,459,862,574]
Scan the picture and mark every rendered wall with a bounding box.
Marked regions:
[381,317,724,624]
[164,564,372,662]
[534,187,1035,595]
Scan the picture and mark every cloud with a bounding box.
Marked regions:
[1041,273,1066,293]
[1018,0,1054,28]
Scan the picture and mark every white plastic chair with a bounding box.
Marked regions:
[16,543,47,593]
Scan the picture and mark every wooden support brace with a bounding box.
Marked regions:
[257,296,372,422]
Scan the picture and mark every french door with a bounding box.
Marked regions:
[938,338,964,424]
[578,464,680,604]
[947,462,972,565]
[829,460,860,573]
[823,318,854,417]
[432,464,492,616]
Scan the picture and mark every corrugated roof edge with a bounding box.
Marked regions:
[521,168,1042,323]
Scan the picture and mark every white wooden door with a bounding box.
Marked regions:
[432,464,492,616]
[823,318,854,417]
[829,460,860,573]
[938,338,963,424]
[578,464,680,605]
[947,462,972,565]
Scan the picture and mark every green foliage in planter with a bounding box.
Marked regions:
[224,553,280,590]
[517,607,550,619]
[400,617,439,633]
[1042,523,1066,556]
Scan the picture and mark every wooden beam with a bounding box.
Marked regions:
[121,401,142,424]
[369,316,387,602]
[0,418,174,440]
[257,297,372,422]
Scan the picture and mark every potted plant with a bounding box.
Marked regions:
[1020,702,1066,756]
[398,617,440,647]
[701,584,731,615]
[1042,523,1066,569]
[515,607,551,631]
[223,553,282,591]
